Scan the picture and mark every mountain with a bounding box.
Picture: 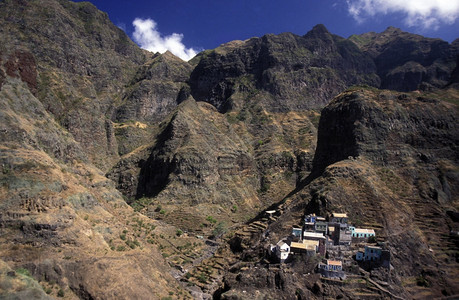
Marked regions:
[216,88,458,299]
[350,27,457,92]
[0,0,147,170]
[0,0,187,298]
[189,24,379,113]
[0,0,458,299]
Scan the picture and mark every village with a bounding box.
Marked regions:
[268,212,391,280]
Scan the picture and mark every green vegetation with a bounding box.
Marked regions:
[236,109,249,121]
[131,197,153,212]
[2,165,11,174]
[16,268,31,277]
[125,239,140,249]
[176,229,183,237]
[206,216,217,224]
[259,182,270,193]
[226,113,238,124]
[57,288,65,297]
[196,272,209,283]
[212,222,226,237]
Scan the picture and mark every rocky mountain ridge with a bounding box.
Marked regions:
[0,0,458,299]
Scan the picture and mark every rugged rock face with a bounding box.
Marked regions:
[312,88,458,175]
[0,0,146,170]
[189,24,379,113]
[116,51,193,124]
[308,90,459,298]
[0,70,187,298]
[350,27,457,91]
[112,51,194,156]
[108,93,320,226]
[219,88,458,299]
[109,98,300,227]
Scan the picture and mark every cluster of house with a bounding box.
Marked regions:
[269,212,390,279]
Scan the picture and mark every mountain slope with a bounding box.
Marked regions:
[189,24,379,113]
[0,70,187,298]
[350,27,457,91]
[0,0,146,170]
[217,88,459,299]
[0,0,458,298]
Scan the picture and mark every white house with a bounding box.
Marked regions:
[349,227,375,239]
[303,231,326,241]
[275,241,290,262]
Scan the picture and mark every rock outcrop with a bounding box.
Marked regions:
[350,27,457,91]
[224,88,459,299]
[189,25,379,113]
[0,0,146,170]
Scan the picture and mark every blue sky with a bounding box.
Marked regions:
[76,0,459,60]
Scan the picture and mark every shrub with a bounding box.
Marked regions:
[212,222,226,237]
[259,182,270,193]
[16,268,31,277]
[197,272,208,283]
[206,216,217,224]
[57,289,65,297]
[176,229,183,237]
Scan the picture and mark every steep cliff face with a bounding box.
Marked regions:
[0,0,146,170]
[0,69,187,298]
[109,99,267,226]
[312,88,458,175]
[189,25,379,113]
[113,51,193,155]
[116,51,193,124]
[350,27,457,91]
[214,88,458,299]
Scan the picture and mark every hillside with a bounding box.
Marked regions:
[0,0,458,299]
[214,88,459,299]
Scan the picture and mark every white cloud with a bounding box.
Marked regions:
[346,0,459,30]
[132,18,198,61]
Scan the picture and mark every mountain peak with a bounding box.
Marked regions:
[383,26,402,34]
[305,24,331,37]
